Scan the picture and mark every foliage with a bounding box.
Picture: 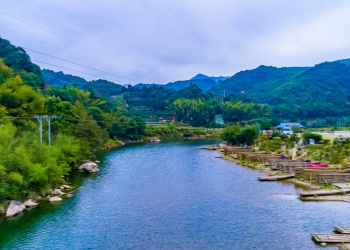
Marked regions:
[0,38,44,88]
[170,98,217,126]
[302,131,323,142]
[257,135,283,152]
[0,122,86,203]
[222,101,270,123]
[220,124,258,145]
[210,62,350,120]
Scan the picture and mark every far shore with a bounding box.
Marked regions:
[207,145,350,203]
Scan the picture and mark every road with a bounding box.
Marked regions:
[317,131,350,138]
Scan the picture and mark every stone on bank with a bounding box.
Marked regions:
[24,199,38,207]
[78,161,99,173]
[49,196,62,202]
[6,200,26,217]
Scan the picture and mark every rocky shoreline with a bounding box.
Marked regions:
[0,161,100,218]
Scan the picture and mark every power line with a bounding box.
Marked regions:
[0,116,140,125]
[33,60,124,84]
[0,10,137,68]
[24,47,138,82]
[0,26,117,68]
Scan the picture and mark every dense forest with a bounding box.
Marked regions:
[210,62,350,120]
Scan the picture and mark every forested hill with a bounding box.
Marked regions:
[0,37,45,88]
[43,69,226,94]
[209,62,350,119]
[42,69,124,98]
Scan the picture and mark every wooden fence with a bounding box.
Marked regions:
[317,173,350,184]
[295,168,348,182]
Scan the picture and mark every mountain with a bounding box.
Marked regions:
[162,74,228,92]
[210,62,350,119]
[42,69,124,98]
[134,83,162,88]
[164,78,218,92]
[336,58,350,65]
[191,73,229,83]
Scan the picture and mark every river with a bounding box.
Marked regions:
[0,140,349,249]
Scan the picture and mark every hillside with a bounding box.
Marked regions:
[210,62,350,119]
[0,37,45,88]
[42,69,124,98]
[43,70,226,93]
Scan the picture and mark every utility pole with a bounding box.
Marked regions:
[44,115,56,145]
[35,115,44,145]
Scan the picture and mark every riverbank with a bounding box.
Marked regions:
[3,139,345,249]
[209,145,350,204]
[0,137,221,219]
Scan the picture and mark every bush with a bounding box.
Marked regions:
[302,131,323,142]
[221,124,258,146]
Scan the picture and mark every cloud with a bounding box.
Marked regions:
[1,0,350,84]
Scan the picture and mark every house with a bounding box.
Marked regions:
[275,123,306,134]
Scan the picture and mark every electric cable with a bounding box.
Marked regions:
[33,60,124,84]
[0,26,120,68]
[24,47,138,82]
[0,10,137,67]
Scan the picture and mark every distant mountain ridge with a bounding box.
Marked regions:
[43,69,228,93]
[42,69,124,98]
[190,73,229,83]
[336,58,350,65]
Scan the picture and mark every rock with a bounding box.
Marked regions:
[66,194,73,198]
[24,199,38,207]
[79,162,99,173]
[49,196,62,202]
[46,195,51,199]
[6,200,25,217]
[63,185,72,189]
[18,204,26,212]
[53,189,64,195]
[60,185,65,190]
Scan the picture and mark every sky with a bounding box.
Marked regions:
[1,0,350,85]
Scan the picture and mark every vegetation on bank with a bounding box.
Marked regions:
[0,37,226,205]
[145,125,221,140]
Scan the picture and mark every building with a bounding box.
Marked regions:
[275,123,306,135]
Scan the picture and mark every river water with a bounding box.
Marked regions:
[0,140,349,249]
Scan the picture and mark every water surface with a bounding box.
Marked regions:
[0,140,349,249]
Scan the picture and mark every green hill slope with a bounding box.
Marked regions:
[0,37,44,88]
[42,69,124,98]
[210,63,350,119]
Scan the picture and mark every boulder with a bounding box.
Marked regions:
[66,194,73,198]
[53,189,64,195]
[24,199,38,207]
[18,204,26,213]
[63,185,72,189]
[79,162,99,173]
[49,196,62,202]
[6,200,25,217]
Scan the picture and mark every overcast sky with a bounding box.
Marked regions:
[1,0,350,85]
